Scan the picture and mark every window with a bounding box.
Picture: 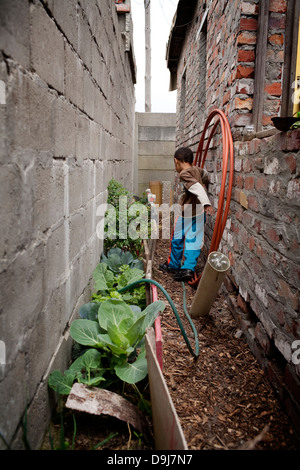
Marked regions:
[281,0,300,117]
[292,16,300,115]
[197,11,207,129]
[179,68,187,136]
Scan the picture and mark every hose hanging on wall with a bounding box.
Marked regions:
[189,109,234,287]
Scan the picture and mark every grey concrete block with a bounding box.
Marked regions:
[76,113,90,160]
[0,0,30,69]
[7,70,54,152]
[83,69,95,119]
[77,6,92,70]
[53,0,78,51]
[30,3,64,93]
[45,220,67,295]
[32,159,65,234]
[0,350,27,449]
[54,97,76,158]
[65,42,84,109]
[139,155,175,170]
[138,126,176,141]
[137,112,176,127]
[138,141,176,156]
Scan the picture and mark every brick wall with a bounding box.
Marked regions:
[0,0,136,449]
[169,0,300,434]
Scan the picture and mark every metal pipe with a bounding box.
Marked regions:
[190,251,230,317]
[189,109,234,288]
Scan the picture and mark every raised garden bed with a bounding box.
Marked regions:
[43,177,300,451]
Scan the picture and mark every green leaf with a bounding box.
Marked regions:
[97,299,135,332]
[70,319,104,348]
[106,322,131,350]
[124,314,147,345]
[93,263,114,291]
[79,302,101,321]
[48,370,75,395]
[97,333,134,356]
[114,350,148,384]
[69,349,106,386]
[131,259,144,270]
[116,267,144,290]
[140,300,165,332]
[107,247,123,257]
[69,348,103,374]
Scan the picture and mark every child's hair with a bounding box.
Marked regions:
[174,147,193,164]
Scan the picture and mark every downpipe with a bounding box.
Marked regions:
[190,251,230,317]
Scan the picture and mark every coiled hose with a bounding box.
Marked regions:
[118,278,199,358]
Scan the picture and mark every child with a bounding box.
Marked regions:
[159,147,214,282]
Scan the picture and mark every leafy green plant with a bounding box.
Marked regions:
[291,111,300,129]
[91,258,146,309]
[101,247,144,273]
[48,298,165,394]
[104,178,151,257]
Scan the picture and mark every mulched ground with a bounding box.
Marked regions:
[152,238,300,451]
[43,237,300,451]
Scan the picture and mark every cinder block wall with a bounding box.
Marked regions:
[170,0,300,434]
[0,0,136,449]
[135,113,176,197]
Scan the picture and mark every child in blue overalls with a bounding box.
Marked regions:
[159,147,214,282]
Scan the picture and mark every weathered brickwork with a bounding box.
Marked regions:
[169,0,300,434]
[0,0,136,448]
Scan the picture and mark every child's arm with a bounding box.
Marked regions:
[187,182,211,207]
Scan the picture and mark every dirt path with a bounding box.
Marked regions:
[152,238,299,450]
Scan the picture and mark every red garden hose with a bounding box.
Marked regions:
[188,109,234,287]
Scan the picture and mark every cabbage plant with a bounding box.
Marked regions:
[48,298,165,395]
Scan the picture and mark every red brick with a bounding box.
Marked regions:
[235,174,244,188]
[269,0,286,13]
[236,65,255,79]
[235,97,253,110]
[255,322,272,355]
[239,17,258,31]
[269,16,286,29]
[245,176,255,190]
[247,195,259,211]
[223,90,231,105]
[264,82,282,96]
[269,33,284,46]
[116,3,130,13]
[262,115,273,126]
[285,155,297,174]
[237,293,249,312]
[237,31,257,45]
[249,236,255,251]
[238,49,255,63]
[267,227,280,243]
[255,176,268,192]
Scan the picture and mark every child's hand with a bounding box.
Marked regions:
[204,205,215,216]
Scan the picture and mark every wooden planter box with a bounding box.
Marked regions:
[143,240,188,450]
[66,240,187,450]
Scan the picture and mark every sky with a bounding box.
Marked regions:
[131,0,179,113]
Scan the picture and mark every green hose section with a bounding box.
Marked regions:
[118,278,199,358]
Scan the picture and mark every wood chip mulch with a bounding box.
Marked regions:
[153,238,300,451]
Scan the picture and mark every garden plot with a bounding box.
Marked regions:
[153,238,300,450]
